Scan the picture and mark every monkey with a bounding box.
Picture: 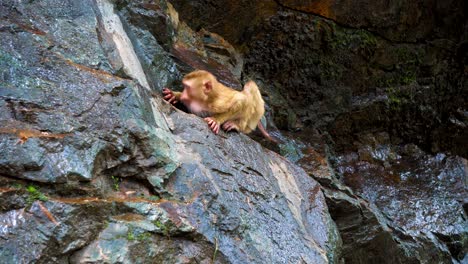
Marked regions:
[162,70,276,142]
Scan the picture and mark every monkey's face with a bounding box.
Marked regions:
[180,80,209,114]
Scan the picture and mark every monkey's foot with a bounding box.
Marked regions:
[204,117,220,134]
[222,121,239,132]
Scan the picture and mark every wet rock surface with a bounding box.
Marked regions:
[334,133,467,260]
[277,130,465,263]
[168,2,467,261]
[0,0,338,263]
[176,1,467,156]
[171,0,466,44]
[161,109,339,263]
[276,0,466,42]
[0,0,466,263]
[243,10,467,157]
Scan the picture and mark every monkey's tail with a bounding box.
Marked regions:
[257,121,278,143]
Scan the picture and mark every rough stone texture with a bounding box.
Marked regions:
[0,0,339,263]
[171,0,466,44]
[201,7,467,254]
[323,188,455,264]
[334,133,467,261]
[171,0,467,157]
[243,10,467,158]
[168,0,278,46]
[277,130,463,263]
[159,109,340,263]
[1,0,466,263]
[0,198,112,263]
[115,0,244,90]
[277,0,466,42]
[125,1,468,263]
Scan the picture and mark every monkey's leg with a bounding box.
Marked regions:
[205,114,234,134]
[222,121,240,132]
[204,100,243,135]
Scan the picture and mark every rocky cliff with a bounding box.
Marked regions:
[0,0,466,263]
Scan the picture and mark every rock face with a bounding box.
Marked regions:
[1,0,466,263]
[334,133,467,261]
[165,3,467,262]
[171,0,466,44]
[243,9,467,157]
[276,130,464,263]
[276,0,466,42]
[0,0,339,263]
[173,0,467,157]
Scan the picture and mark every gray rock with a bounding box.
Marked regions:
[0,0,339,263]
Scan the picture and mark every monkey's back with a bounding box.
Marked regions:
[240,81,265,133]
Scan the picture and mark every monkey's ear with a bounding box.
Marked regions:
[204,81,212,93]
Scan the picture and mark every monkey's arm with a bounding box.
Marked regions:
[172,91,181,99]
[162,88,181,104]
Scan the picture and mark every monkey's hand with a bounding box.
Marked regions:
[222,121,239,132]
[204,117,220,135]
[162,88,179,104]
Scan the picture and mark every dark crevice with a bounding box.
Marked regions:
[211,168,234,177]
[72,96,102,118]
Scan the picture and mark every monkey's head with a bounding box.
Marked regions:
[180,70,215,114]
